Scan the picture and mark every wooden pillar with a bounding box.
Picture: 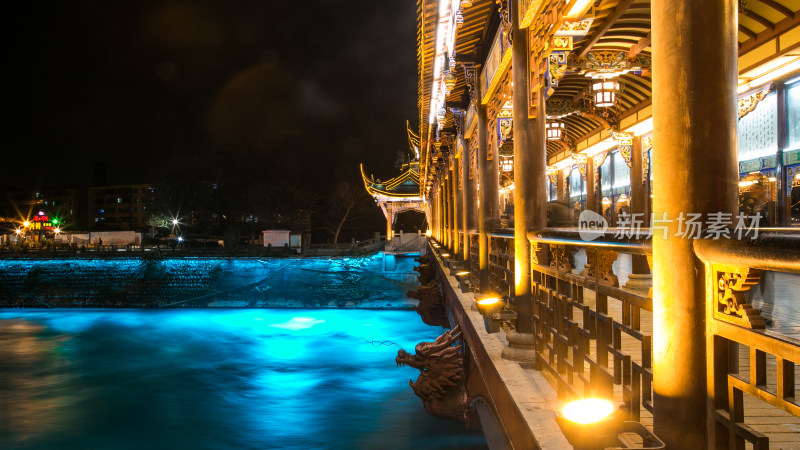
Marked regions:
[630,136,649,274]
[446,171,453,249]
[387,204,393,241]
[461,134,472,262]
[776,83,789,226]
[586,157,597,213]
[453,161,461,256]
[652,0,738,447]
[556,170,565,203]
[511,0,546,334]
[478,103,498,292]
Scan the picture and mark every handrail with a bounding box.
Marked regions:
[693,229,800,273]
[487,229,514,239]
[527,227,651,255]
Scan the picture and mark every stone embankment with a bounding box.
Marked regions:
[0,254,418,309]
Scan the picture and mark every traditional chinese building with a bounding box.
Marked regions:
[398,0,800,448]
[360,161,426,241]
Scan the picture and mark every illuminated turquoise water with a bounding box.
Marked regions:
[0,309,487,449]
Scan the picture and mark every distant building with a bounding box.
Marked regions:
[88,184,154,230]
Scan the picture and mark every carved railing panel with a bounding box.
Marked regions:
[488,233,514,297]
[696,234,800,449]
[528,229,653,422]
[468,232,480,291]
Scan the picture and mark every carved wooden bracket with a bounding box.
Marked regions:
[583,249,619,286]
[532,242,549,266]
[597,250,619,287]
[712,264,765,329]
[550,245,573,273]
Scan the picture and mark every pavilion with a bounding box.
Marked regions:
[403,0,800,448]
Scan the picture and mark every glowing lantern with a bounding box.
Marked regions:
[460,0,473,8]
[592,80,620,108]
[444,70,456,94]
[455,10,464,28]
[546,120,565,140]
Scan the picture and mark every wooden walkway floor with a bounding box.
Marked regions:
[526,253,800,448]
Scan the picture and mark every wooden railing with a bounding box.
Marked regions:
[468,231,479,291]
[694,231,800,449]
[526,228,655,423]
[488,230,514,298]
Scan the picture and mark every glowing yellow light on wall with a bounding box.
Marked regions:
[561,398,615,425]
[426,229,432,237]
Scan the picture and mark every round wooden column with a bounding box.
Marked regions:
[478,103,499,292]
[511,0,546,333]
[460,134,471,261]
[652,0,738,447]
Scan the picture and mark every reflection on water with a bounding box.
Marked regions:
[0,310,487,450]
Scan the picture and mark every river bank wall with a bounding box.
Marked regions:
[0,253,419,309]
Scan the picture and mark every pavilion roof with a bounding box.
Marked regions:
[360,162,422,198]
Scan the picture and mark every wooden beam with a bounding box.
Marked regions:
[628,32,651,57]
[739,24,758,40]
[742,8,776,30]
[577,0,638,58]
[757,0,794,20]
[739,10,800,53]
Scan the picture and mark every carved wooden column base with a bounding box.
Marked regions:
[624,273,653,293]
[501,330,537,361]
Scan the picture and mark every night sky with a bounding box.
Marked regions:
[3,1,418,193]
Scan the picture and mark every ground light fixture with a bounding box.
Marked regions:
[556,398,665,449]
[455,271,470,292]
[475,296,516,333]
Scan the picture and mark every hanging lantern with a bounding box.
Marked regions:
[500,156,513,172]
[444,70,457,94]
[545,120,565,140]
[592,79,620,108]
[449,53,457,71]
[460,0,473,8]
[437,107,447,125]
[456,10,464,28]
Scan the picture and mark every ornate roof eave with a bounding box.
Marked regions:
[360,163,422,199]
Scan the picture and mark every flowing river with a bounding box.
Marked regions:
[0,309,487,449]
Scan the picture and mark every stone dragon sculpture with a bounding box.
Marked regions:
[396,325,468,424]
[407,253,448,327]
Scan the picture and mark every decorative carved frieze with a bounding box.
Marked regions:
[641,134,653,183]
[462,64,479,105]
[738,84,773,119]
[712,264,765,329]
[612,131,634,167]
[569,51,651,78]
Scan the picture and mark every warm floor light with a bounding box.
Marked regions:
[561,398,615,425]
[425,229,432,237]
[455,271,470,276]
[441,253,450,257]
